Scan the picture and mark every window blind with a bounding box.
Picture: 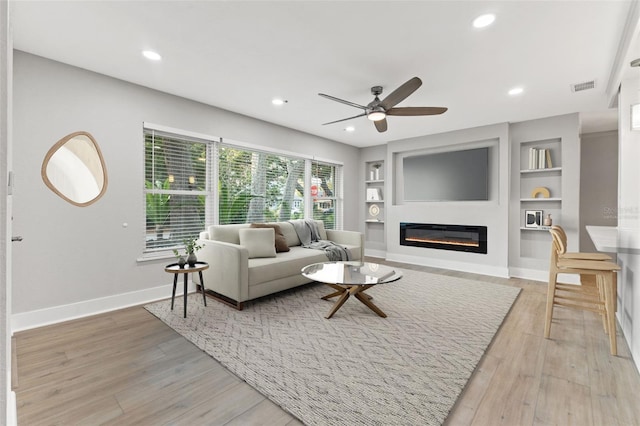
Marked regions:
[144,129,213,253]
[143,124,343,255]
[218,144,306,224]
[311,160,342,230]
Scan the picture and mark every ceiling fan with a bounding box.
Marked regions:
[318,77,447,133]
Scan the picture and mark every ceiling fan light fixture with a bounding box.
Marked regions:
[367,107,386,121]
[368,112,386,121]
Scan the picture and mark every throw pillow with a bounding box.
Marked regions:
[250,223,290,252]
[239,228,277,259]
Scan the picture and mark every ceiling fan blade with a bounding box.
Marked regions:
[380,77,422,110]
[318,93,367,110]
[386,107,448,116]
[374,118,388,133]
[322,112,367,126]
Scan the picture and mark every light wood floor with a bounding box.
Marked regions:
[14,259,640,425]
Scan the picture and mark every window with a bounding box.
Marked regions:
[218,145,305,224]
[143,125,342,255]
[311,160,341,230]
[144,128,213,253]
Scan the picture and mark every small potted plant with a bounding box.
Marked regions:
[172,248,187,268]
[173,237,203,268]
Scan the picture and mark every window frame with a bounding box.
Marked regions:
[141,123,343,259]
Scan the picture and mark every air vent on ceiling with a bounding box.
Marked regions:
[571,80,596,92]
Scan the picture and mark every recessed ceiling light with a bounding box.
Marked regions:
[272,98,287,106]
[345,126,355,132]
[142,50,162,61]
[473,14,495,29]
[508,87,524,96]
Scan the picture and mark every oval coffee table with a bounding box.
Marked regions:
[301,261,402,319]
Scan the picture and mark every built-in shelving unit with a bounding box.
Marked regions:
[518,138,562,261]
[365,160,385,253]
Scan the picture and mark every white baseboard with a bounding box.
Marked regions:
[7,390,16,426]
[364,248,386,259]
[509,267,580,284]
[11,282,196,332]
[509,267,547,282]
[386,253,510,278]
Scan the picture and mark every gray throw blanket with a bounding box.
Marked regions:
[289,219,350,261]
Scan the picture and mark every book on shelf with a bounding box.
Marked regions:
[545,149,553,168]
[528,147,553,170]
[529,147,537,169]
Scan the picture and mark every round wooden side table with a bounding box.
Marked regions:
[164,261,209,318]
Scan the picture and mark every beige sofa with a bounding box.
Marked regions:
[195,220,363,309]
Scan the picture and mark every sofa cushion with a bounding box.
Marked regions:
[239,228,277,259]
[275,222,301,247]
[246,244,361,286]
[275,220,327,246]
[210,224,249,245]
[247,246,329,286]
[250,223,290,252]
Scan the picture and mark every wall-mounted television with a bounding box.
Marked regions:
[403,147,489,201]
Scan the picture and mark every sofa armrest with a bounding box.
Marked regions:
[199,230,210,240]
[326,229,364,260]
[194,238,250,302]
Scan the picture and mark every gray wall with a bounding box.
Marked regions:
[509,113,581,279]
[579,130,618,253]
[359,114,583,280]
[11,51,360,320]
[384,123,511,277]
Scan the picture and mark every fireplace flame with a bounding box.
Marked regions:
[405,237,479,248]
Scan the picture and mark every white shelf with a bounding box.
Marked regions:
[365,200,384,203]
[365,180,384,184]
[365,220,385,224]
[520,167,562,174]
[520,198,562,202]
[520,226,552,231]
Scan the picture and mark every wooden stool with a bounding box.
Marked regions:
[545,227,620,355]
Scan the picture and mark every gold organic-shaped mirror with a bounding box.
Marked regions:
[41,131,108,206]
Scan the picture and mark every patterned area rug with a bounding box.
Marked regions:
[145,268,520,425]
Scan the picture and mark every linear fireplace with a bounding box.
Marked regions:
[400,222,488,254]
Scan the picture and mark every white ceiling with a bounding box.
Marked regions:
[11,1,629,147]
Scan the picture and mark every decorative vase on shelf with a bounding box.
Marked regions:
[187,253,197,267]
[543,214,552,226]
[370,171,375,180]
[373,164,381,180]
[177,256,187,268]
